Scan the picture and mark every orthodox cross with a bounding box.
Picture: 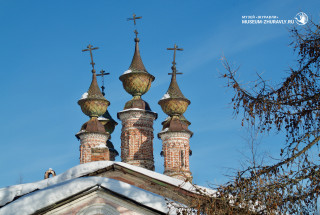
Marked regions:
[127,13,142,26]
[96,69,110,96]
[167,44,183,76]
[82,44,99,70]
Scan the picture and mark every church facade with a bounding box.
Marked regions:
[0,15,207,215]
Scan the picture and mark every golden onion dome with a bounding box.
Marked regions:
[119,37,155,99]
[158,66,190,117]
[78,70,110,118]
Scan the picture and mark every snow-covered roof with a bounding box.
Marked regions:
[0,177,169,215]
[0,161,215,213]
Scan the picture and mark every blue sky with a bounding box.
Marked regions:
[0,0,319,188]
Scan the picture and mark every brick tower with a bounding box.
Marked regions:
[158,44,193,182]
[118,17,157,170]
[76,44,113,164]
[98,110,119,161]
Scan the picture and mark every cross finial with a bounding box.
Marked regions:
[96,69,110,96]
[127,13,142,26]
[167,44,183,76]
[134,30,139,39]
[82,44,99,71]
[167,44,183,66]
[168,68,183,76]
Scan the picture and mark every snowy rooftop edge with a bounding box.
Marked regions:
[0,161,215,207]
[0,177,171,215]
[118,108,157,114]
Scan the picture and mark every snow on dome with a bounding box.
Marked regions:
[123,69,132,75]
[80,92,88,100]
[161,92,170,100]
[0,177,170,215]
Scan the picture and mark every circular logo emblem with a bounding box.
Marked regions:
[295,12,308,25]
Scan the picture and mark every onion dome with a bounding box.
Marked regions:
[78,70,110,118]
[119,36,155,102]
[158,44,192,135]
[98,110,118,134]
[158,66,190,117]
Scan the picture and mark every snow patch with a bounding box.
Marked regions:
[0,161,215,208]
[121,108,144,111]
[0,177,170,215]
[80,92,88,100]
[123,69,132,74]
[98,116,108,121]
[160,128,169,133]
[95,144,107,148]
[0,161,114,207]
[118,108,157,116]
[161,92,170,100]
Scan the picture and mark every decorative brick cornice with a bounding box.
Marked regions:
[77,132,110,143]
[158,130,191,139]
[117,108,157,121]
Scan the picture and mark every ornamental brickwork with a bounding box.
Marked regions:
[76,26,195,183]
[159,131,192,181]
[78,132,110,164]
[118,110,157,170]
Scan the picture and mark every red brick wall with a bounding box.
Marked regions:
[91,147,110,162]
[118,110,157,170]
[159,131,192,182]
[78,132,109,164]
